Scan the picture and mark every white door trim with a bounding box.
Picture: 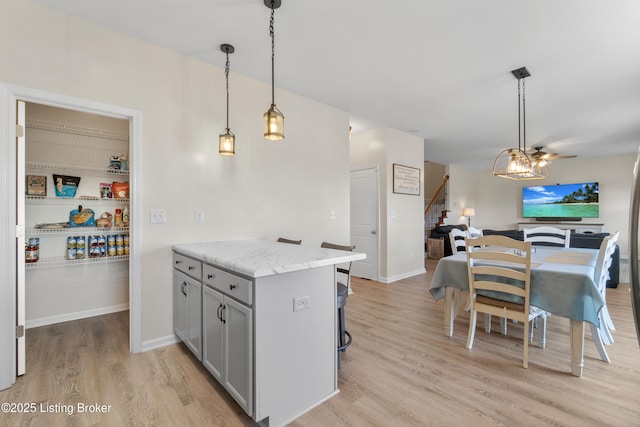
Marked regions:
[0,82,142,390]
[16,100,25,375]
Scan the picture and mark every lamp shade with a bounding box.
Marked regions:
[493,148,547,180]
[462,208,475,217]
[264,104,284,140]
[219,129,235,156]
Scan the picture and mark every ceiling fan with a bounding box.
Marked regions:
[528,146,577,166]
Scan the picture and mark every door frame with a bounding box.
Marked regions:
[0,82,142,390]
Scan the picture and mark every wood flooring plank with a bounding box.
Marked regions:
[1,258,639,426]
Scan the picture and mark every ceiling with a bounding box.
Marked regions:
[33,0,640,170]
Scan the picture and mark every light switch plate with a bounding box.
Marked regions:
[150,209,166,224]
[195,210,205,223]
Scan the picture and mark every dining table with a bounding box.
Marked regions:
[429,246,603,377]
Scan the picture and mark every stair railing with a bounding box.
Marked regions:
[424,174,449,219]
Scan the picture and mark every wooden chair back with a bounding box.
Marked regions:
[465,235,533,368]
[449,228,468,255]
[523,226,571,247]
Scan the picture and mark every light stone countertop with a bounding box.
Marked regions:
[172,239,366,278]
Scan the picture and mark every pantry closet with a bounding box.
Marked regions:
[23,102,131,330]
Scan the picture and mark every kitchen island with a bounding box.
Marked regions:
[172,240,365,427]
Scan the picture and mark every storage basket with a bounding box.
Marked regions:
[428,237,444,259]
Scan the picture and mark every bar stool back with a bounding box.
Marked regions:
[321,241,355,368]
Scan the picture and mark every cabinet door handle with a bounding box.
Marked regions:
[207,273,214,279]
[181,282,187,297]
[229,284,237,290]
[221,304,226,324]
[217,303,223,321]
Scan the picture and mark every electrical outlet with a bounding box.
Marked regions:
[329,210,337,220]
[195,210,205,223]
[293,295,310,312]
[150,209,166,224]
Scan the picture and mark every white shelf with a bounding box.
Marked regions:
[26,227,129,236]
[25,255,129,269]
[26,162,129,177]
[26,195,129,203]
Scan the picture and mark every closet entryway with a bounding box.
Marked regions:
[0,84,142,391]
[18,101,131,376]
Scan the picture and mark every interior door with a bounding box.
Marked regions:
[350,167,379,280]
[16,100,26,376]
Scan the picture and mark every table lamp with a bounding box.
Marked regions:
[462,207,475,227]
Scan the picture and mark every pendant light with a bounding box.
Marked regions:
[493,67,548,180]
[219,44,236,156]
[263,0,284,140]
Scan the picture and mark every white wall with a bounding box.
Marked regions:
[0,1,351,345]
[350,127,425,282]
[447,152,637,262]
[424,161,447,201]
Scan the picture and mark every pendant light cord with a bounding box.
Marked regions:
[516,77,528,153]
[225,51,230,131]
[270,3,275,106]
[522,78,526,153]
[517,78,521,151]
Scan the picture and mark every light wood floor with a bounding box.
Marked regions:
[2,259,640,426]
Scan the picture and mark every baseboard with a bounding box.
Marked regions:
[380,268,427,284]
[141,334,181,352]
[26,303,129,329]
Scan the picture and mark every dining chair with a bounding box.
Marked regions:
[449,228,468,255]
[320,241,356,368]
[277,237,302,244]
[467,226,484,238]
[465,235,534,368]
[523,226,571,247]
[590,231,620,363]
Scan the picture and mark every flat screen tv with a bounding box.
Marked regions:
[522,182,599,219]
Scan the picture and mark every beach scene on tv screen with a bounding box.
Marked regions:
[523,182,599,218]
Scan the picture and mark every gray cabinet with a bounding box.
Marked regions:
[173,254,202,361]
[202,286,224,380]
[172,241,355,426]
[202,266,253,417]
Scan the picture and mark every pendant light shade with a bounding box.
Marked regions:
[219,129,235,156]
[493,67,548,180]
[264,104,284,140]
[219,43,236,156]
[263,0,284,140]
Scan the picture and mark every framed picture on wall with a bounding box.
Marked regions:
[393,163,420,195]
[26,175,47,196]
